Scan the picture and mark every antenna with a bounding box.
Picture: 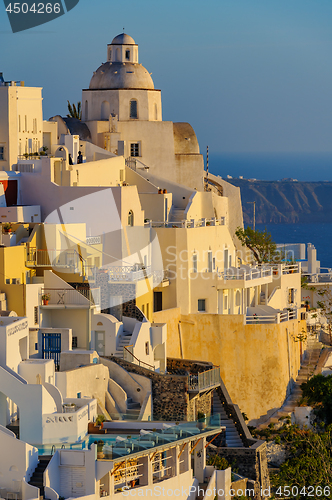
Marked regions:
[205,146,209,191]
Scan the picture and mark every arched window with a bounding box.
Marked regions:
[130,99,138,119]
[128,210,134,226]
[85,100,88,121]
[101,101,110,120]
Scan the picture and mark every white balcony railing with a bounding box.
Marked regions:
[246,308,298,325]
[108,265,152,281]
[144,217,225,229]
[41,287,100,307]
[271,263,301,275]
[188,367,221,392]
[217,267,272,281]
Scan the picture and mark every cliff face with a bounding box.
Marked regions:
[225,179,332,224]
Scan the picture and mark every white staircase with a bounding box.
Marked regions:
[169,207,185,222]
[212,390,244,448]
[113,331,132,358]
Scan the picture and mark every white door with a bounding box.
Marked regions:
[95,331,105,356]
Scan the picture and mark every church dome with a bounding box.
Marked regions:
[111,33,136,45]
[89,62,154,90]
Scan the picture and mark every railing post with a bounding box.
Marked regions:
[276,313,280,324]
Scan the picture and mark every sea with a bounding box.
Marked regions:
[208,152,332,268]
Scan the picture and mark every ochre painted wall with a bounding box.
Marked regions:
[155,308,306,424]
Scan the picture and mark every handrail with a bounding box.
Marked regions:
[123,345,155,371]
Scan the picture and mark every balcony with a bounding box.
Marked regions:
[108,264,152,281]
[216,266,273,289]
[26,248,84,275]
[144,217,225,229]
[40,287,100,309]
[188,367,221,392]
[245,308,298,325]
[271,263,301,276]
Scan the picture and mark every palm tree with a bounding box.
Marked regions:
[67,101,82,120]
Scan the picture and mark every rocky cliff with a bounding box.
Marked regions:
[225,178,332,224]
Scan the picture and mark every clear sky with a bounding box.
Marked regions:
[1,0,332,155]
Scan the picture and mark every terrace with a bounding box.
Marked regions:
[144,216,225,229]
[40,287,100,309]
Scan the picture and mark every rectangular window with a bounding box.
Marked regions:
[125,50,130,60]
[120,169,124,182]
[18,115,21,132]
[198,299,206,312]
[288,288,295,304]
[0,146,4,161]
[192,253,198,273]
[34,306,38,325]
[145,342,149,355]
[72,336,78,349]
[130,142,140,157]
[208,251,213,273]
[130,100,138,119]
[33,118,37,135]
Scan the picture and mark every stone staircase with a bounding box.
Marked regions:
[212,390,244,447]
[113,330,132,358]
[197,483,208,500]
[257,336,324,429]
[169,207,185,223]
[28,456,52,499]
[124,397,141,420]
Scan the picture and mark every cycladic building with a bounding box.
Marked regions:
[82,33,205,190]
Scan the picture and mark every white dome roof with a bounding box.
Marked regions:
[89,62,154,90]
[111,33,136,45]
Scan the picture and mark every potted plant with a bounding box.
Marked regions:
[42,293,50,305]
[95,414,106,428]
[197,411,206,430]
[94,440,105,459]
[3,222,12,233]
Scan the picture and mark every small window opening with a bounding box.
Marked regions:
[198,299,206,312]
[130,100,138,119]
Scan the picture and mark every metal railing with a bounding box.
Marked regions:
[188,367,221,392]
[125,157,150,171]
[41,287,100,307]
[26,248,83,271]
[123,345,155,371]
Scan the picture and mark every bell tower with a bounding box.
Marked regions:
[107,33,138,64]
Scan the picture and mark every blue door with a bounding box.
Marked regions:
[42,333,61,370]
